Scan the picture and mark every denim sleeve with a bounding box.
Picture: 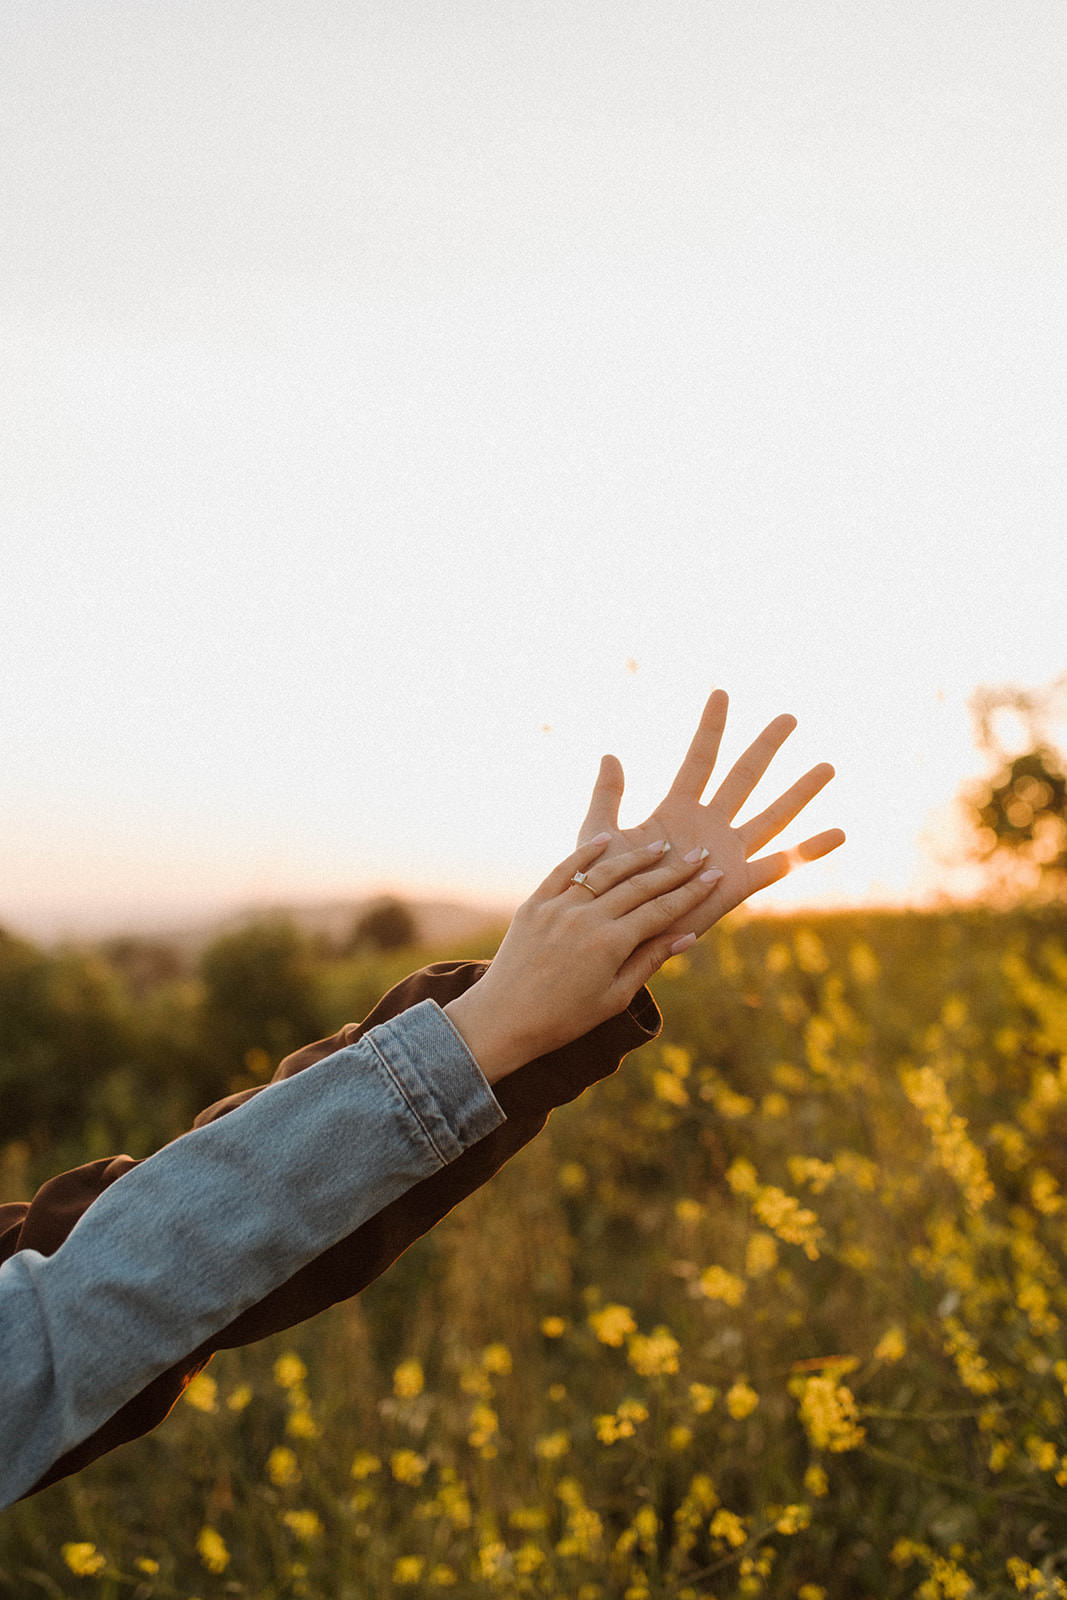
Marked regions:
[0,1001,502,1509]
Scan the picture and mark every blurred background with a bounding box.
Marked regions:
[2,0,1066,942]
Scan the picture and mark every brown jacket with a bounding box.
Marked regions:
[1,960,660,1497]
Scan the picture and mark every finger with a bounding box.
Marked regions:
[596,842,715,916]
[564,838,678,900]
[664,688,729,802]
[735,762,836,855]
[614,923,701,996]
[744,827,846,895]
[577,754,625,843]
[530,836,612,902]
[613,860,724,946]
[707,712,797,822]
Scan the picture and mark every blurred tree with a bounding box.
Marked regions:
[965,675,1067,897]
[99,936,187,998]
[199,917,324,1076]
[347,896,418,954]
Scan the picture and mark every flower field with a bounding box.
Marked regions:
[4,905,1067,1599]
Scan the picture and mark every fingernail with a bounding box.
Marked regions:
[683,847,703,863]
[669,933,697,955]
[699,867,724,884]
[590,831,613,844]
[647,839,669,854]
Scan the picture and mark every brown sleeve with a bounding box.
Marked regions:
[23,961,660,1496]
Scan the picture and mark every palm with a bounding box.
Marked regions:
[577,689,845,939]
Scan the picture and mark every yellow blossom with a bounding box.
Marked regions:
[429,1564,458,1586]
[689,1381,718,1413]
[183,1372,218,1412]
[350,1450,381,1479]
[282,1510,323,1542]
[710,1507,748,1547]
[393,1359,424,1398]
[391,1449,429,1485]
[558,1161,587,1194]
[196,1526,230,1574]
[227,1383,253,1412]
[62,1543,108,1578]
[589,1303,637,1346]
[541,1315,567,1337]
[794,1374,865,1452]
[725,1380,760,1419]
[627,1325,680,1376]
[481,1341,512,1375]
[393,1555,426,1584]
[670,1424,693,1451]
[267,1446,302,1487]
[675,1197,704,1225]
[804,1462,829,1497]
[273,1352,308,1390]
[534,1429,571,1460]
[286,1407,320,1440]
[699,1264,747,1305]
[135,1559,160,1576]
[515,1542,546,1574]
[799,1587,827,1600]
[745,1232,779,1278]
[653,1068,689,1105]
[874,1325,907,1363]
[774,1503,811,1534]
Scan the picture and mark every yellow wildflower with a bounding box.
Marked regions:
[534,1429,571,1460]
[393,1359,424,1398]
[135,1559,160,1576]
[467,1401,499,1453]
[725,1380,759,1419]
[541,1315,567,1337]
[804,1462,829,1497]
[589,1303,637,1346]
[726,1156,759,1194]
[689,1382,718,1413]
[653,1069,688,1105]
[774,1503,811,1534]
[874,1325,907,1363]
[481,1341,512,1375]
[62,1543,107,1578]
[282,1510,323,1541]
[795,1374,865,1452]
[710,1507,748,1548]
[286,1407,320,1440]
[627,1325,680,1376]
[183,1372,218,1413]
[196,1526,230,1574]
[670,1424,693,1451]
[227,1382,253,1412]
[350,1450,381,1479]
[429,1564,458,1586]
[799,1587,827,1600]
[675,1197,704,1225]
[558,1161,587,1194]
[391,1449,429,1485]
[515,1542,546,1574]
[393,1555,426,1584]
[699,1264,747,1305]
[267,1446,301,1487]
[273,1352,308,1390]
[745,1232,779,1278]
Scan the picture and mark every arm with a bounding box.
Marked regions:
[577,687,846,937]
[8,837,719,1499]
[0,1002,502,1510]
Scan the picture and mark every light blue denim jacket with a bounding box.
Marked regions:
[0,1000,502,1509]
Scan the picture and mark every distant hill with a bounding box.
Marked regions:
[137,894,515,960]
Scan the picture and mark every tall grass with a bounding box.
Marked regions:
[3,906,1067,1599]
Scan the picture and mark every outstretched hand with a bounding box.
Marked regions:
[577,689,845,940]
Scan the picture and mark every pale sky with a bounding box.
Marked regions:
[2,1,1066,938]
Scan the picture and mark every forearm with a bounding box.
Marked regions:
[0,1000,502,1510]
[22,962,660,1496]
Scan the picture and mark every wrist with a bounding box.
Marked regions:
[443,989,532,1085]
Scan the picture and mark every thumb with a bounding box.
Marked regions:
[577,754,624,845]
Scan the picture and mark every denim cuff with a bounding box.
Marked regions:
[360,1000,504,1163]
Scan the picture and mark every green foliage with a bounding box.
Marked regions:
[198,917,325,1076]
[347,897,419,955]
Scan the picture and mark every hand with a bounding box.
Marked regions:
[444,835,724,1082]
[576,688,845,940]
